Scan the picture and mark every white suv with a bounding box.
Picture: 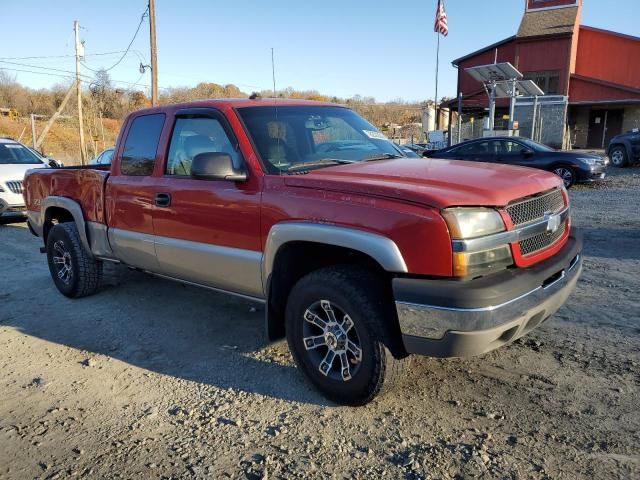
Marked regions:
[0,138,47,219]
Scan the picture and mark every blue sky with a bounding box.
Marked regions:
[2,0,638,102]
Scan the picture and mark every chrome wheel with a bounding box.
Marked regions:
[553,167,574,188]
[302,300,362,381]
[52,240,73,285]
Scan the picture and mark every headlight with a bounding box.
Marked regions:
[577,157,599,166]
[453,245,513,277]
[442,207,513,277]
[442,207,505,239]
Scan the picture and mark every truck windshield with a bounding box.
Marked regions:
[0,143,43,164]
[237,105,405,173]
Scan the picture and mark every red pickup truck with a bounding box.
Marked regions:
[23,99,582,405]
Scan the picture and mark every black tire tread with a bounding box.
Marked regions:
[286,265,406,405]
[610,146,628,168]
[47,223,102,298]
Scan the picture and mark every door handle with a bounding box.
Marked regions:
[155,192,171,207]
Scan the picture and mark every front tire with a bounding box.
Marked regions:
[46,223,102,298]
[285,265,405,405]
[609,146,628,168]
[553,166,577,188]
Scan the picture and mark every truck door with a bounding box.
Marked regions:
[106,113,166,271]
[151,109,263,298]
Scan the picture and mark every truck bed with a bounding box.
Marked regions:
[23,166,110,224]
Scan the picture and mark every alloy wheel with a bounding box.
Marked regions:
[553,167,574,188]
[302,300,363,381]
[51,240,73,285]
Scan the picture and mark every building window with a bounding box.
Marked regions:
[523,70,561,95]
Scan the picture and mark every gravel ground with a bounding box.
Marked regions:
[1,168,639,479]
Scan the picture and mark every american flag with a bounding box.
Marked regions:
[434,0,448,36]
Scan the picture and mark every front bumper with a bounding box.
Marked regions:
[394,230,583,358]
[0,198,26,217]
[577,166,606,183]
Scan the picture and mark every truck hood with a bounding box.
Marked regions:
[0,163,46,182]
[284,158,563,209]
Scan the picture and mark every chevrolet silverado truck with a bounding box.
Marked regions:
[23,99,583,405]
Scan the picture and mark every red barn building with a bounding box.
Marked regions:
[451,0,640,148]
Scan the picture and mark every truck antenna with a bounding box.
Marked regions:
[271,47,277,97]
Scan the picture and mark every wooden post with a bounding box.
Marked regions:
[36,85,75,149]
[149,0,158,106]
[99,110,105,150]
[30,114,37,148]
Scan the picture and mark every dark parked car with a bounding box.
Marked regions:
[607,128,640,167]
[425,137,607,188]
[402,143,428,156]
[396,144,421,158]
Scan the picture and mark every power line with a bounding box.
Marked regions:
[81,7,149,73]
[0,67,75,80]
[0,60,93,79]
[0,65,168,92]
[0,51,126,61]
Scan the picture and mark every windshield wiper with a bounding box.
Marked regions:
[362,153,403,162]
[286,158,357,172]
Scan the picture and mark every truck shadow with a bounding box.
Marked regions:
[1,263,330,406]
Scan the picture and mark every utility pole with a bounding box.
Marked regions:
[149,0,158,106]
[74,20,87,165]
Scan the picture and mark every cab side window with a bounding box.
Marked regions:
[166,117,239,176]
[120,114,165,176]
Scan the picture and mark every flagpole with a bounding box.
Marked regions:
[434,31,440,130]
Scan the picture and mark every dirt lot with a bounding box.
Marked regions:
[1,168,639,480]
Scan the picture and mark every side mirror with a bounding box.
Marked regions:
[521,148,534,158]
[191,152,247,182]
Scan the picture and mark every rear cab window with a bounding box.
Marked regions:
[120,114,165,175]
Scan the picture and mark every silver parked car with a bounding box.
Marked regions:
[90,147,115,166]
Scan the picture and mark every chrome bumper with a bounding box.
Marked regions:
[395,234,582,358]
[0,199,26,217]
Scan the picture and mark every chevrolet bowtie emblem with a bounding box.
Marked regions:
[545,212,561,233]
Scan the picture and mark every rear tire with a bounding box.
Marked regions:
[46,223,102,298]
[285,265,405,405]
[609,146,628,168]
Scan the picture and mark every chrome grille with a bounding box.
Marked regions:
[506,188,565,227]
[5,180,23,194]
[520,222,566,256]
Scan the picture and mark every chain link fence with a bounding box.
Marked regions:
[513,96,568,148]
[450,96,569,148]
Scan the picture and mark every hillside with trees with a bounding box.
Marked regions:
[0,70,429,164]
